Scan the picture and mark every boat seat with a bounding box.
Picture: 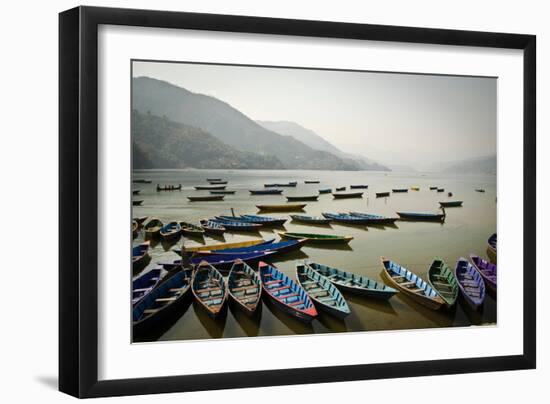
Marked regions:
[155,297,177,302]
[143,309,160,314]
[231,284,258,292]
[264,280,283,286]
[288,300,304,307]
[399,281,416,287]
[195,287,222,294]
[409,288,425,294]
[169,287,187,292]
[310,291,329,298]
[271,285,291,292]
[278,292,299,300]
[133,287,151,292]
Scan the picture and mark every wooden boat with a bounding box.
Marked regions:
[181,238,273,253]
[256,204,306,211]
[133,189,141,195]
[159,221,182,242]
[375,191,390,197]
[192,262,228,318]
[259,262,317,322]
[411,186,420,191]
[455,258,486,309]
[133,269,192,335]
[470,254,497,293]
[439,201,463,207]
[396,210,446,221]
[194,185,226,190]
[134,216,148,226]
[304,180,320,184]
[437,188,445,192]
[227,259,262,315]
[208,180,227,185]
[278,231,353,244]
[380,257,444,310]
[132,220,138,239]
[448,192,453,197]
[206,178,221,182]
[163,251,276,273]
[132,242,151,274]
[199,219,226,235]
[249,189,283,195]
[143,218,163,238]
[335,186,346,191]
[187,195,225,202]
[285,195,319,202]
[132,200,144,206]
[318,188,332,194]
[348,212,398,225]
[133,179,152,184]
[475,188,486,193]
[156,184,182,191]
[212,218,263,231]
[392,188,408,193]
[429,186,438,190]
[132,268,164,306]
[221,214,287,226]
[308,262,397,299]
[427,258,459,308]
[192,239,307,257]
[178,221,205,236]
[264,181,297,188]
[487,233,497,263]
[290,214,332,225]
[209,190,235,195]
[332,192,363,199]
[296,263,350,318]
[350,185,368,189]
[322,212,372,224]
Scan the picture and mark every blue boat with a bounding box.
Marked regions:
[348,212,399,225]
[160,251,276,272]
[173,239,276,256]
[249,189,283,195]
[264,181,297,188]
[211,218,263,231]
[132,268,165,306]
[307,262,397,299]
[318,188,332,194]
[227,259,262,316]
[322,212,372,224]
[290,214,331,225]
[159,221,182,241]
[295,263,350,318]
[192,239,307,257]
[192,262,228,318]
[199,219,226,235]
[487,233,497,263]
[133,269,192,336]
[259,262,317,322]
[455,258,486,309]
[132,242,151,274]
[217,214,287,226]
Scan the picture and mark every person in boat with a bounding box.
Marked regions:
[179,245,192,269]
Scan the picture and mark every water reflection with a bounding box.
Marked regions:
[262,298,314,334]
[230,302,262,337]
[193,301,227,339]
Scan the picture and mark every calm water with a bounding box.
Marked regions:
[132,169,497,342]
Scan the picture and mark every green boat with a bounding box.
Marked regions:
[427,258,459,308]
[278,231,353,244]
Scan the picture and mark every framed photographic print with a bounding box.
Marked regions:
[59,6,536,398]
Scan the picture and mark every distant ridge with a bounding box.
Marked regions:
[435,155,496,174]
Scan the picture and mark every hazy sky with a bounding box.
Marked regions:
[132,61,496,168]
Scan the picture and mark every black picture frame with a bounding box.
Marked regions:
[59,6,536,398]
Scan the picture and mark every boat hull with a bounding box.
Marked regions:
[256,204,307,211]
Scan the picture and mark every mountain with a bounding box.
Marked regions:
[132,110,284,169]
[435,155,496,174]
[132,77,365,170]
[257,120,390,171]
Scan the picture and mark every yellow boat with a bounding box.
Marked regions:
[256,204,307,211]
[411,186,420,191]
[184,238,268,253]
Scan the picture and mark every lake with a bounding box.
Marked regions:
[132,169,497,342]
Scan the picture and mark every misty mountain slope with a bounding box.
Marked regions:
[132,110,284,169]
[132,77,364,170]
[257,120,389,171]
[436,155,496,174]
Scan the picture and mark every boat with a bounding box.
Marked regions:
[296,263,350,318]
[132,220,138,239]
[290,214,332,225]
[194,185,226,190]
[437,188,445,192]
[322,212,372,224]
[143,218,163,238]
[133,190,141,195]
[487,233,497,263]
[429,186,438,190]
[475,188,486,193]
[411,186,420,191]
[278,231,353,244]
[220,214,287,226]
[307,262,397,299]
[392,188,408,193]
[470,254,497,293]
[132,242,151,274]
[350,185,368,189]
[132,200,144,206]
[162,251,276,272]
[256,204,307,211]
[178,221,205,237]
[133,179,152,184]
[132,268,165,306]
[455,258,486,309]
[208,180,227,185]
[448,192,453,197]
[134,216,148,226]
[156,184,182,191]
[159,221,182,242]
[439,201,463,207]
[206,178,221,182]
[335,186,346,191]
[212,218,263,231]
[133,269,192,335]
[227,259,262,315]
[264,181,297,188]
[180,238,273,253]
[427,258,459,308]
[249,189,283,195]
[396,210,446,221]
[187,195,225,202]
[192,262,228,318]
[192,239,307,257]
[259,262,317,322]
[375,191,390,197]
[210,190,236,195]
[380,257,444,310]
[285,195,319,202]
[348,212,398,225]
[305,180,320,184]
[199,219,226,235]
[318,188,332,194]
[332,192,363,199]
